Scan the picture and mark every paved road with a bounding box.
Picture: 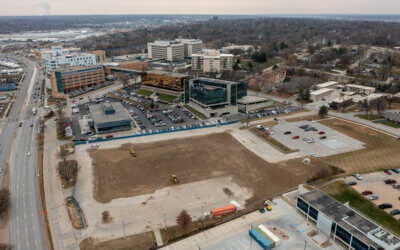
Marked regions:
[3,57,47,250]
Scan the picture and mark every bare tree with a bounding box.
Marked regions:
[362,99,371,118]
[374,97,386,114]
[387,95,395,110]
[176,210,192,229]
[56,148,69,165]
[55,101,66,118]
[57,160,78,185]
[0,188,10,217]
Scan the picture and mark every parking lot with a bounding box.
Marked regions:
[70,87,203,139]
[267,119,365,158]
[344,171,400,220]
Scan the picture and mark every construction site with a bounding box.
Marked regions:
[69,126,337,245]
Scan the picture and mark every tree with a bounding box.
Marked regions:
[57,160,78,185]
[176,210,192,228]
[362,99,371,118]
[319,105,329,118]
[387,95,395,110]
[0,188,10,217]
[247,62,253,72]
[374,97,386,114]
[57,148,69,165]
[298,68,305,77]
[55,101,66,118]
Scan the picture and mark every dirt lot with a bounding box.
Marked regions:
[320,119,400,173]
[89,133,332,206]
[80,231,156,250]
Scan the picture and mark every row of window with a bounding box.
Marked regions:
[296,198,374,250]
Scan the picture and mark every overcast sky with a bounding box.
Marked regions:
[1,0,400,16]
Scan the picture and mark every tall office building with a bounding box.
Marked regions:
[175,39,203,57]
[147,41,185,61]
[191,49,233,73]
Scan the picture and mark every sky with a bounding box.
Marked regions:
[1,0,400,16]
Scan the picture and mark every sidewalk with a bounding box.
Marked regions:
[43,118,79,249]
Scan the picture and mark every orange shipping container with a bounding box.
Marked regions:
[211,205,236,216]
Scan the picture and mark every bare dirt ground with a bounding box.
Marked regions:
[89,132,332,206]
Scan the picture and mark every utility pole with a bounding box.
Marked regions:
[164,213,167,229]
[304,239,307,250]
[123,221,126,239]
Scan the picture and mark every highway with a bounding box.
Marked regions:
[0,57,47,249]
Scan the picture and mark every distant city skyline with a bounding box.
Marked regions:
[1,0,400,16]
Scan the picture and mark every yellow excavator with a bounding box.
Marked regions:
[130,148,136,157]
[171,175,179,184]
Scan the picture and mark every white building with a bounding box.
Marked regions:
[44,47,96,75]
[175,39,203,57]
[39,46,81,60]
[310,88,333,102]
[147,40,185,61]
[316,81,338,90]
[345,84,375,95]
[191,49,233,73]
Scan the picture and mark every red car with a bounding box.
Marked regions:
[319,131,326,135]
[292,136,300,139]
[105,135,114,139]
[384,169,392,175]
[308,119,312,121]
[385,179,397,184]
[362,190,373,195]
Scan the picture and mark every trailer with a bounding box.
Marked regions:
[211,205,236,217]
[249,228,272,250]
[249,225,281,249]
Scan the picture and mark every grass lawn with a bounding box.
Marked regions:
[319,119,400,173]
[250,127,297,154]
[158,94,177,102]
[80,231,156,250]
[136,89,153,97]
[183,105,207,120]
[355,114,384,121]
[381,120,400,128]
[321,181,400,237]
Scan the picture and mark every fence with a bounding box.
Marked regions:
[74,120,239,146]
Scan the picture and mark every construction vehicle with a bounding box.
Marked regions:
[171,175,179,184]
[130,148,136,157]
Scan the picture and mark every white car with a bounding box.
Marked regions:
[311,153,320,158]
[91,143,99,148]
[353,173,362,180]
[27,152,31,156]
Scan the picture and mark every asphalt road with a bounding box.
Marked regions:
[1,57,47,250]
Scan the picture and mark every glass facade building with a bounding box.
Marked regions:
[184,78,247,106]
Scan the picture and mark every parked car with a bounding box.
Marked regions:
[362,190,373,195]
[385,179,397,184]
[319,131,326,135]
[91,143,99,148]
[292,136,300,139]
[19,122,23,127]
[274,118,279,121]
[390,209,400,215]
[284,131,292,135]
[369,195,379,200]
[391,168,400,174]
[105,135,114,139]
[384,169,392,175]
[378,203,393,209]
[320,136,327,140]
[348,181,357,186]
[353,173,362,180]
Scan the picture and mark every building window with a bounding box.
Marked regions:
[335,225,352,245]
[297,198,309,214]
[308,206,319,221]
[351,236,369,250]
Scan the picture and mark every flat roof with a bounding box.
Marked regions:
[317,81,338,88]
[237,95,270,104]
[56,65,103,73]
[310,88,333,95]
[196,77,239,85]
[89,102,131,125]
[145,70,189,78]
[346,84,375,91]
[299,190,399,249]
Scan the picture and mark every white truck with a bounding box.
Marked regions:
[32,107,37,115]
